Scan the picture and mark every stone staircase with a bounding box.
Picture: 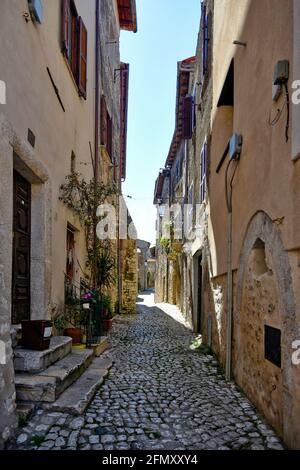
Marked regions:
[14,336,111,415]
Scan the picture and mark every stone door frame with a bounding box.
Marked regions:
[235,210,296,447]
[0,113,52,325]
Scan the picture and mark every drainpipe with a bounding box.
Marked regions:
[117,183,122,314]
[92,0,100,290]
[224,135,242,381]
[94,0,100,182]
[225,210,233,381]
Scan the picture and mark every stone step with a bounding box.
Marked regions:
[14,336,72,373]
[44,356,113,415]
[15,348,94,403]
[38,348,94,397]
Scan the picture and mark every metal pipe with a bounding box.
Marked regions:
[94,0,100,182]
[225,210,233,381]
[91,0,101,289]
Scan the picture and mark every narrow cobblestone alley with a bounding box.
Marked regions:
[9,293,284,451]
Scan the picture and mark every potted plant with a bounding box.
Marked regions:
[54,305,87,345]
[102,295,113,332]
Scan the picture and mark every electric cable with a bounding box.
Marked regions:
[268,102,285,126]
[267,81,290,143]
[284,82,290,142]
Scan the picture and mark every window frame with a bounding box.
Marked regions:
[100,95,113,161]
[61,0,87,99]
[200,140,207,204]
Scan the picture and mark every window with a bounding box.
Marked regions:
[200,140,207,203]
[201,2,211,82]
[61,0,87,99]
[251,239,268,277]
[265,325,281,368]
[70,151,76,173]
[101,96,113,160]
[183,95,194,140]
[188,184,194,231]
[66,225,75,283]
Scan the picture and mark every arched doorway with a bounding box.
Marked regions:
[234,211,295,440]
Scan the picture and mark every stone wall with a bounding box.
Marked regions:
[121,239,138,315]
[0,125,17,449]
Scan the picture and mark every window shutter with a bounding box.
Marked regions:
[61,0,70,59]
[183,95,194,139]
[107,115,113,160]
[200,141,207,203]
[101,96,107,147]
[78,17,88,99]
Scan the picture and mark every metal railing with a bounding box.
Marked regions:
[64,274,102,347]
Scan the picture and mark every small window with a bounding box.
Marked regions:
[202,3,210,76]
[265,325,281,368]
[251,239,268,277]
[70,151,76,173]
[101,96,113,160]
[61,0,87,99]
[66,225,75,283]
[183,95,194,140]
[200,140,207,203]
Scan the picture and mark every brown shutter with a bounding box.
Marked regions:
[61,0,70,59]
[183,95,194,139]
[101,96,107,147]
[78,17,88,99]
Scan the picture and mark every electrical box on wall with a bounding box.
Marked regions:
[28,0,43,24]
[229,133,243,160]
[273,60,289,85]
[272,60,289,101]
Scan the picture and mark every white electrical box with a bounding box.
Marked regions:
[229,133,243,160]
[28,0,43,24]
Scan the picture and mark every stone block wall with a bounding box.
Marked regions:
[121,239,138,315]
[0,133,17,449]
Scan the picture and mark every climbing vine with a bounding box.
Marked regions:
[59,172,118,287]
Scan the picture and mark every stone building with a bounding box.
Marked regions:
[154,0,300,449]
[136,240,156,292]
[137,239,150,292]
[0,0,137,449]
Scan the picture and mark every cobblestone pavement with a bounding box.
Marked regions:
[9,292,284,451]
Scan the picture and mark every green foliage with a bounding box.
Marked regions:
[54,305,88,331]
[53,313,67,332]
[59,172,118,287]
[160,236,170,252]
[31,434,45,447]
[190,336,213,355]
[102,294,113,319]
[18,414,28,427]
[96,250,116,294]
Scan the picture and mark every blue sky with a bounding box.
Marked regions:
[120,0,201,245]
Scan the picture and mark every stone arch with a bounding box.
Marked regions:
[234,210,296,441]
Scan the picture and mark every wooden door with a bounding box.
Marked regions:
[12,171,31,324]
[66,226,75,282]
[197,255,202,334]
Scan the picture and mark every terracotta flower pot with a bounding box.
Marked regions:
[102,319,113,332]
[64,327,83,345]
